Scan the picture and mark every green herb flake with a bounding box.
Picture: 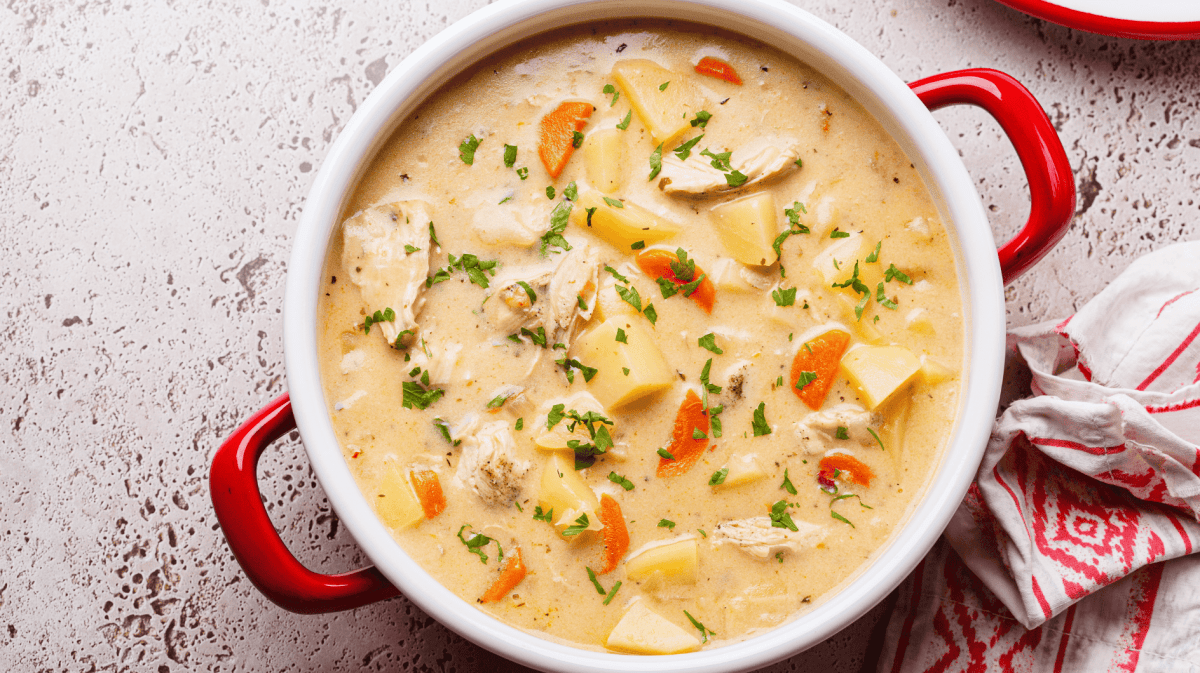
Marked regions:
[402,380,445,410]
[831,511,855,528]
[643,303,658,325]
[709,468,729,486]
[659,81,670,91]
[603,83,619,106]
[516,280,537,306]
[456,524,499,564]
[515,501,523,512]
[615,284,642,312]
[622,367,630,376]
[608,472,635,491]
[533,505,554,523]
[540,201,574,255]
[498,196,512,205]
[516,166,529,180]
[631,240,646,250]
[866,241,881,263]
[700,148,733,171]
[690,110,712,128]
[615,328,628,344]
[698,332,723,354]
[658,519,676,531]
[585,206,598,227]
[486,393,511,409]
[458,134,481,165]
[572,131,584,149]
[563,181,578,201]
[649,143,663,180]
[586,567,607,595]
[692,428,707,440]
[547,403,566,430]
[562,513,590,537]
[830,228,850,239]
[781,468,797,495]
[515,417,524,431]
[769,500,799,531]
[835,426,850,440]
[673,133,704,160]
[546,185,556,200]
[683,610,715,644]
[776,552,785,563]
[433,417,461,447]
[655,276,679,299]
[657,448,675,461]
[885,264,913,285]
[868,427,886,451]
[772,287,797,307]
[616,110,632,130]
[404,244,421,254]
[698,529,707,538]
[603,195,624,209]
[877,282,898,310]
[724,169,748,187]
[604,265,629,283]
[751,402,772,437]
[503,144,518,168]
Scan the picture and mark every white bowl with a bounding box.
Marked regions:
[280,0,1019,669]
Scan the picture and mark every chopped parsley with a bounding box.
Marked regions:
[776,552,785,563]
[831,511,855,528]
[516,280,537,305]
[658,519,676,531]
[670,247,696,282]
[572,130,584,148]
[362,307,396,335]
[603,195,624,209]
[643,304,658,325]
[835,426,850,440]
[547,403,566,429]
[769,500,798,531]
[868,427,886,451]
[603,83,619,106]
[498,196,512,205]
[780,468,797,495]
[604,265,629,283]
[709,468,729,486]
[585,206,598,227]
[698,332,723,354]
[503,144,518,168]
[515,501,523,512]
[885,263,913,285]
[876,282,898,310]
[540,200,573,255]
[562,513,590,537]
[830,228,850,239]
[657,448,675,460]
[515,417,524,431]
[866,241,881,263]
[404,244,421,254]
[428,221,442,248]
[516,166,529,180]
[690,110,712,128]
[692,428,707,439]
[486,392,512,409]
[546,185,556,199]
[622,367,630,376]
[456,524,501,563]
[659,81,670,90]
[655,276,679,299]
[674,134,704,160]
[433,417,461,446]
[608,472,635,491]
[683,610,715,644]
[725,169,748,187]
[772,287,797,306]
[631,240,646,250]
[458,134,481,165]
[533,506,554,523]
[563,181,578,201]
[616,110,632,130]
[751,402,771,436]
[402,380,445,410]
[709,404,724,438]
[586,567,606,595]
[649,143,663,180]
[615,328,628,343]
[615,284,642,312]
[603,581,622,605]
[784,201,809,229]
[556,357,598,382]
[700,148,732,171]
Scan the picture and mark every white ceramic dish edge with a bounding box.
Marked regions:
[283,0,1005,670]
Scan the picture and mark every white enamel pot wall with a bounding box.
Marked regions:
[209,0,1075,671]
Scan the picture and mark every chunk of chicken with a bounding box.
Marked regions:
[407,338,463,386]
[485,243,598,345]
[657,138,800,198]
[534,391,610,449]
[450,414,531,506]
[341,201,431,346]
[712,516,823,559]
[471,206,541,248]
[794,403,882,455]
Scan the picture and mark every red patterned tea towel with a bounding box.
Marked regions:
[878,241,1200,672]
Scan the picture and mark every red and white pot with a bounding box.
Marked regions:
[210,1,1075,670]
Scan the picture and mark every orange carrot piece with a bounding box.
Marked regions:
[819,454,874,488]
[409,470,446,519]
[656,389,710,477]
[694,57,743,85]
[635,249,716,314]
[790,329,852,410]
[479,547,527,603]
[597,494,629,574]
[538,101,594,179]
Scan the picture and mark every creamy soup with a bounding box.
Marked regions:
[317,21,962,654]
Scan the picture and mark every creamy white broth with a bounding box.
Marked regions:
[317,21,962,652]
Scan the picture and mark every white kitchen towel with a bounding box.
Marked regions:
[878,241,1200,672]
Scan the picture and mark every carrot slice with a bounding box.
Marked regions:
[790,329,852,410]
[597,494,629,574]
[656,389,710,477]
[635,249,716,314]
[479,547,527,603]
[694,57,743,85]
[538,101,594,179]
[409,470,446,519]
[819,454,874,488]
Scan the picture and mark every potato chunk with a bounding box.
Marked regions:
[709,192,779,267]
[715,453,766,489]
[537,452,601,535]
[570,190,681,250]
[840,345,922,410]
[611,60,702,146]
[591,276,640,323]
[572,319,674,409]
[374,463,424,530]
[624,537,699,583]
[812,233,867,286]
[583,128,624,194]
[606,600,701,655]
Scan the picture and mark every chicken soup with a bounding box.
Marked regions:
[317,20,962,654]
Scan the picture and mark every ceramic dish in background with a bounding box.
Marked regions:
[995,0,1200,40]
[209,0,1075,670]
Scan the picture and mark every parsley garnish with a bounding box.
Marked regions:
[433,417,461,446]
[631,240,645,250]
[515,501,523,512]
[546,186,556,200]
[562,513,590,537]
[674,134,704,160]
[835,426,850,440]
[698,332,723,354]
[643,304,658,324]
[516,280,537,305]
[658,519,676,531]
[458,135,481,165]
[572,131,584,149]
[603,581,622,605]
[585,206,598,227]
[830,228,850,239]
[586,567,606,595]
[885,264,913,285]
[622,367,630,376]
[556,357,598,382]
[602,195,624,209]
[608,472,635,491]
[709,404,724,438]
[656,276,679,299]
[751,402,771,436]
[831,511,855,528]
[603,83,619,106]
[692,428,707,439]
[709,468,728,486]
[679,273,706,298]
[486,393,511,409]
[725,169,748,187]
[540,201,573,255]
[876,282,898,310]
[428,221,441,247]
[691,110,712,128]
[515,417,524,431]
[615,328,628,343]
[868,427,886,451]
[776,552,785,563]
[649,143,663,180]
[456,524,501,563]
[404,244,421,254]
[616,110,632,130]
[670,247,696,282]
[547,404,566,429]
[563,181,578,201]
[781,468,797,495]
[769,500,798,531]
[503,144,517,168]
[866,241,881,263]
[772,287,797,306]
[700,148,732,171]
[659,81,669,91]
[683,610,715,644]
[516,166,529,180]
[402,380,445,410]
[615,284,642,312]
[362,307,396,335]
[784,201,809,228]
[604,265,629,283]
[533,506,554,522]
[657,448,675,460]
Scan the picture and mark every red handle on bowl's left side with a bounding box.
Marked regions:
[209,393,399,614]
[909,69,1076,285]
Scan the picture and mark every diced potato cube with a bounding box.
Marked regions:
[716,453,766,488]
[606,600,702,655]
[592,276,640,323]
[611,60,702,146]
[904,308,934,334]
[571,190,681,250]
[538,452,601,535]
[572,319,674,409]
[583,128,624,194]
[624,538,699,583]
[835,294,885,344]
[709,192,779,267]
[374,463,424,529]
[840,345,922,410]
[920,355,956,384]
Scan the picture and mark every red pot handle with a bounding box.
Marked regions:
[209,393,399,613]
[909,69,1075,285]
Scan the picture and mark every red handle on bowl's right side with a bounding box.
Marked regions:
[209,393,399,614]
[909,69,1075,285]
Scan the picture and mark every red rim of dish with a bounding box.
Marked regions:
[995,0,1200,40]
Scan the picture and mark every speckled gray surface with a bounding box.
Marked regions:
[2,0,1198,671]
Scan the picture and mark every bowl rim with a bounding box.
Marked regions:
[283,0,1005,670]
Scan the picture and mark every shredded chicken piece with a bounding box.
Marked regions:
[794,403,882,454]
[471,206,541,248]
[484,243,598,345]
[450,414,531,506]
[545,244,599,342]
[408,338,463,385]
[712,516,823,559]
[657,137,800,197]
[534,391,610,448]
[341,200,431,346]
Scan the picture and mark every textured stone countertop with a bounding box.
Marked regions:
[2,0,1198,670]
